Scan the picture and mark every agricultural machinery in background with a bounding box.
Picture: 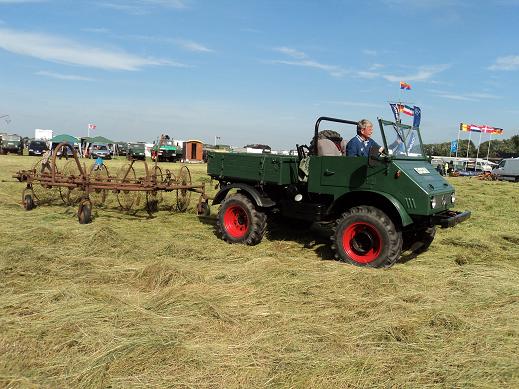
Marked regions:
[14,136,210,224]
[207,116,471,268]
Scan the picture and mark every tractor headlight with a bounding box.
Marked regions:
[430,197,437,209]
[451,193,456,204]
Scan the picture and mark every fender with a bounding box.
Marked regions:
[212,183,276,208]
[331,190,413,227]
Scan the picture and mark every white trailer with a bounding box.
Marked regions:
[35,129,53,141]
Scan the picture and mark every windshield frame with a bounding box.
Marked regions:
[378,118,426,160]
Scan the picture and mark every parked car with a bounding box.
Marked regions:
[28,140,49,156]
[55,142,77,157]
[116,142,128,156]
[89,143,112,159]
[127,142,146,160]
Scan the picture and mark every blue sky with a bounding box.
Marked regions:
[0,0,518,149]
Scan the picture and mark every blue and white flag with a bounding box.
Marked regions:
[413,106,421,127]
[389,103,400,121]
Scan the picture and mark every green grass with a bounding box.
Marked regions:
[1,155,519,388]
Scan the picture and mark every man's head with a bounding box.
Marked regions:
[357,119,373,139]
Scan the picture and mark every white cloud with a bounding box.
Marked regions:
[0,0,46,3]
[274,46,306,59]
[82,27,110,34]
[362,49,377,56]
[382,0,463,7]
[270,47,348,77]
[98,0,188,14]
[489,55,519,70]
[141,0,188,8]
[357,71,380,79]
[382,64,450,82]
[175,39,213,53]
[0,28,183,70]
[428,89,501,101]
[35,70,94,81]
[324,100,383,108]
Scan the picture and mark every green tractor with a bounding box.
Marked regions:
[151,137,181,162]
[207,116,470,268]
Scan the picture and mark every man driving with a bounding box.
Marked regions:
[345,119,384,157]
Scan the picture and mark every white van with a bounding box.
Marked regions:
[492,158,519,182]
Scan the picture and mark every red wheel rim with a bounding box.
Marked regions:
[223,205,249,239]
[342,222,382,263]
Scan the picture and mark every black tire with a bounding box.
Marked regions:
[197,201,211,217]
[332,206,402,268]
[78,202,92,224]
[217,193,267,245]
[24,194,35,211]
[402,226,436,255]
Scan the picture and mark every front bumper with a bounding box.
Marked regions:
[432,210,471,228]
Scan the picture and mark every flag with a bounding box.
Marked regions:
[450,140,458,153]
[399,104,414,116]
[400,81,411,90]
[88,123,96,130]
[389,103,400,121]
[412,106,421,127]
[460,123,504,134]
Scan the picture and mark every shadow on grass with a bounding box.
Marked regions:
[203,211,339,262]
[267,220,337,261]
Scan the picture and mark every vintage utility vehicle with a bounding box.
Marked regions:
[207,117,471,268]
[1,134,23,155]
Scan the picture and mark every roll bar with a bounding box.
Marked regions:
[313,117,358,155]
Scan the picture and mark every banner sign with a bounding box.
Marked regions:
[450,140,458,153]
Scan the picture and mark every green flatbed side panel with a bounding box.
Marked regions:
[207,151,299,185]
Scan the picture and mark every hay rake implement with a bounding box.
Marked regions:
[14,141,210,224]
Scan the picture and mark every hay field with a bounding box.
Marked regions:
[1,155,519,388]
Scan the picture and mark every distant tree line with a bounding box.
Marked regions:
[423,135,519,159]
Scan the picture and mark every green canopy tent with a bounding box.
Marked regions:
[50,134,79,145]
[84,136,114,144]
[49,134,80,156]
[82,136,117,158]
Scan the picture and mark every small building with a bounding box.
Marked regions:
[183,139,204,162]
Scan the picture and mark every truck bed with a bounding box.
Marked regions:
[207,151,299,185]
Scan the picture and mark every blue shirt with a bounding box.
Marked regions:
[345,135,380,157]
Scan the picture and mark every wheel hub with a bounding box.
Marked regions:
[342,222,382,263]
[224,205,249,239]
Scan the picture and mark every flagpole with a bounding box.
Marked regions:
[455,125,461,160]
[475,131,482,170]
[486,133,492,160]
[465,131,472,170]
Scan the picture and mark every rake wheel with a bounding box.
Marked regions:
[89,162,110,206]
[60,160,84,206]
[176,165,192,212]
[116,163,140,211]
[31,158,61,204]
[146,165,164,212]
